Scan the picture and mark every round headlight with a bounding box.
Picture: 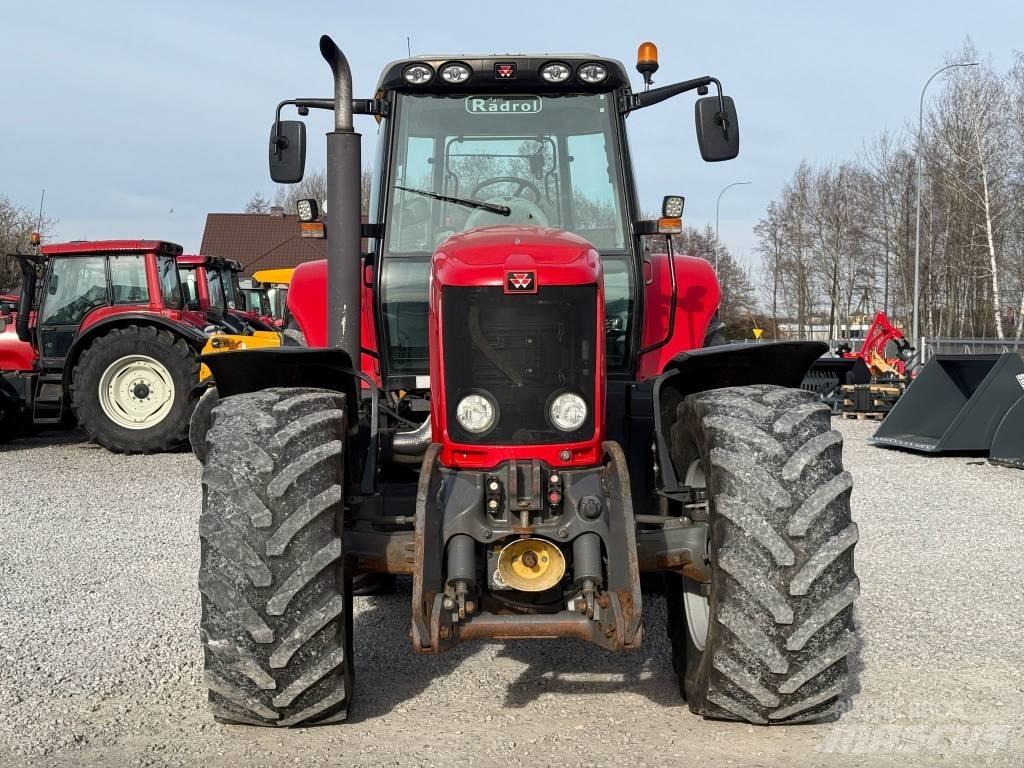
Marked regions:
[456,393,497,434]
[540,62,571,83]
[440,62,471,84]
[402,63,434,85]
[577,62,608,84]
[549,392,587,432]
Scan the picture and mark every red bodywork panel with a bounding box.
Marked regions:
[637,251,721,380]
[430,227,605,470]
[287,259,381,385]
[0,319,35,372]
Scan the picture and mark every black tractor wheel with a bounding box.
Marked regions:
[199,387,354,726]
[189,386,219,463]
[666,384,858,724]
[71,324,199,454]
[281,328,306,347]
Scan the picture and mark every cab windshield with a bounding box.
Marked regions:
[388,93,626,251]
[382,92,633,375]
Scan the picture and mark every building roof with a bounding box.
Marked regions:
[199,213,327,276]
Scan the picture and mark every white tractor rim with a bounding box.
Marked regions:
[98,354,175,430]
[683,458,710,651]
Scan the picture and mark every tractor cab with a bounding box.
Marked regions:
[28,241,188,363]
[177,255,274,333]
[287,53,737,392]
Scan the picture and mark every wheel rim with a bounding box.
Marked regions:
[97,354,176,430]
[683,458,710,651]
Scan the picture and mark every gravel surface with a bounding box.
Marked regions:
[1,420,1022,767]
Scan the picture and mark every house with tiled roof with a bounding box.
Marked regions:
[199,208,327,276]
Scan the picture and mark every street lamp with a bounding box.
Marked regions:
[912,61,979,355]
[715,181,751,272]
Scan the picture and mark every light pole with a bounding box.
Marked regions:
[715,181,751,272]
[912,61,979,353]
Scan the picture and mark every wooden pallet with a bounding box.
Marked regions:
[840,412,886,421]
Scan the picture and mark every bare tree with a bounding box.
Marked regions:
[244,192,271,214]
[755,41,1024,343]
[0,194,56,293]
[275,169,373,217]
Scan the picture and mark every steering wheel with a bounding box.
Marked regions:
[471,176,542,205]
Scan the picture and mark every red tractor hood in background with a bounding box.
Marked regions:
[430,226,606,470]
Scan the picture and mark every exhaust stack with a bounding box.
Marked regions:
[319,35,362,360]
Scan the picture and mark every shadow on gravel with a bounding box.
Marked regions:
[346,583,683,722]
[0,427,87,452]
[496,595,683,710]
[347,582,866,723]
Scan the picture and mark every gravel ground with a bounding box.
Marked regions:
[1,419,1022,767]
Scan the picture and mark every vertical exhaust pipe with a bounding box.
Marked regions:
[319,35,362,360]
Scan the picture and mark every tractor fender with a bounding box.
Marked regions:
[62,313,208,391]
[199,347,360,432]
[652,341,827,494]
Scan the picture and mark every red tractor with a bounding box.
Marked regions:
[196,39,858,727]
[177,254,277,332]
[1,240,208,451]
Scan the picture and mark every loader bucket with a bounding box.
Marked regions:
[990,396,1024,469]
[871,353,1024,454]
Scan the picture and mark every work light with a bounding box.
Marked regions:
[402,63,434,85]
[662,195,684,218]
[440,62,471,84]
[540,62,571,83]
[456,393,497,434]
[296,198,319,222]
[577,63,608,84]
[549,392,587,431]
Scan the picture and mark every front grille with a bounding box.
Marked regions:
[442,285,597,444]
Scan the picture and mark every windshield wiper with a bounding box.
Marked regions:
[395,185,510,217]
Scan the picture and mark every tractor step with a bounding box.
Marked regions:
[31,374,65,424]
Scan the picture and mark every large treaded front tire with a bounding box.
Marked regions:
[199,387,354,727]
[71,324,198,454]
[667,384,858,724]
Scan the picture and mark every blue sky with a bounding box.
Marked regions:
[3,0,1023,264]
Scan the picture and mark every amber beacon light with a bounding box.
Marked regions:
[636,41,659,88]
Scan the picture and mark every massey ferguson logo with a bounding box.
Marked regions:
[495,62,517,79]
[506,271,537,293]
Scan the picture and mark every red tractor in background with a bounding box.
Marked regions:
[1,240,208,451]
[177,254,277,332]
[196,38,858,728]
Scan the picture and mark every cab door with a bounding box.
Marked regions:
[37,256,109,367]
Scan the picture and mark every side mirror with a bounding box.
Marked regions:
[695,95,739,162]
[269,120,307,183]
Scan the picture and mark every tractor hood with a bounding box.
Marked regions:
[432,226,602,290]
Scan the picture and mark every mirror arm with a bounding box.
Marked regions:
[271,97,384,158]
[706,78,732,140]
[626,76,730,132]
[627,75,713,111]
